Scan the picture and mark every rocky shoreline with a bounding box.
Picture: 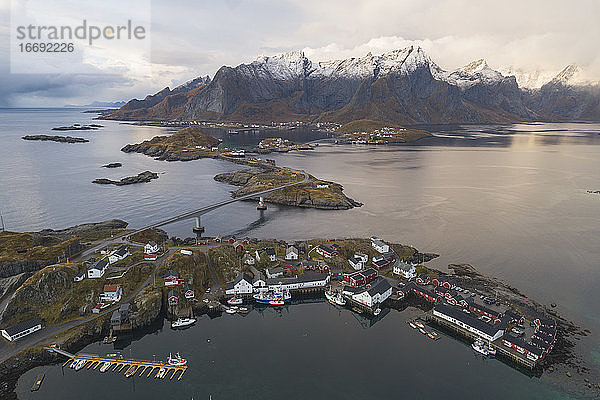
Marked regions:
[21,135,88,143]
[92,171,159,186]
[214,167,362,210]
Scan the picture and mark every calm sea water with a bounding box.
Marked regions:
[1,109,599,399]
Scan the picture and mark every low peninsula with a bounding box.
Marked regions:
[335,119,431,143]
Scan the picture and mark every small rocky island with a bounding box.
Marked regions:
[52,124,103,131]
[92,171,159,186]
[102,162,122,168]
[22,135,89,143]
[214,167,362,210]
[121,126,221,161]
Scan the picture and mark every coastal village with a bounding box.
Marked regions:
[0,228,562,378]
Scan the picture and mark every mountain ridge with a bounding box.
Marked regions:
[107,46,600,124]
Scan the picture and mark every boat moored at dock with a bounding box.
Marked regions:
[325,290,346,306]
[253,287,291,305]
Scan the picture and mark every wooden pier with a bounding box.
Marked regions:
[48,347,187,380]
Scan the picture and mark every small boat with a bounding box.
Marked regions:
[74,360,86,371]
[30,373,44,391]
[99,361,111,372]
[225,308,237,314]
[269,300,285,306]
[156,367,166,379]
[172,317,197,328]
[472,339,489,356]
[419,328,428,335]
[487,343,497,355]
[69,360,77,369]
[409,322,417,329]
[427,332,436,339]
[125,365,137,378]
[253,288,291,304]
[373,308,381,316]
[227,297,243,305]
[325,290,346,306]
[102,335,116,344]
[167,352,187,366]
[415,321,424,329]
[238,307,249,313]
[106,353,121,358]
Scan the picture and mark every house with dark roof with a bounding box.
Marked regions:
[164,269,182,286]
[433,303,505,342]
[87,259,108,279]
[1,318,42,342]
[144,242,159,254]
[416,274,430,285]
[266,266,284,279]
[349,277,392,307]
[108,245,130,264]
[225,273,254,295]
[501,334,545,362]
[393,261,416,279]
[242,252,256,265]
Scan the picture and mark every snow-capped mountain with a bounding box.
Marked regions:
[110,46,600,123]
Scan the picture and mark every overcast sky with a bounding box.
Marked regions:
[1,0,599,107]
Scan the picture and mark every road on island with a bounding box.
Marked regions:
[0,171,308,363]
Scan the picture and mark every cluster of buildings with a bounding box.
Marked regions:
[162,270,195,308]
[225,269,330,296]
[74,244,131,282]
[396,279,556,368]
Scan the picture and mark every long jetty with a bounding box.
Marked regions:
[47,347,187,380]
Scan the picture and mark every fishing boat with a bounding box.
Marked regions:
[373,308,381,316]
[102,335,116,344]
[487,343,497,355]
[156,367,166,379]
[269,300,285,306]
[125,365,137,378]
[419,328,428,335]
[253,287,291,305]
[427,332,436,339]
[325,290,346,306]
[409,322,417,329]
[30,373,44,391]
[167,352,187,366]
[99,361,111,373]
[238,307,249,313]
[415,321,425,329]
[472,339,490,356]
[172,317,197,329]
[227,297,243,305]
[225,308,237,314]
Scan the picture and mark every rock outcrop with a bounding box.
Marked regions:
[22,135,89,143]
[92,171,159,186]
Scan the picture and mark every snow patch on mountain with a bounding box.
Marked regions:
[440,59,504,89]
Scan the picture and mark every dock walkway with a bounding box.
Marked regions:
[48,347,187,380]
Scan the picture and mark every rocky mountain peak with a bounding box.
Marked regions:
[551,64,583,86]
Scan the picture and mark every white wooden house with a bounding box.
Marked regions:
[99,284,122,303]
[393,262,417,279]
[108,245,130,264]
[370,237,390,253]
[350,278,392,307]
[225,273,254,295]
[87,259,108,279]
[285,245,299,260]
[144,242,159,254]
